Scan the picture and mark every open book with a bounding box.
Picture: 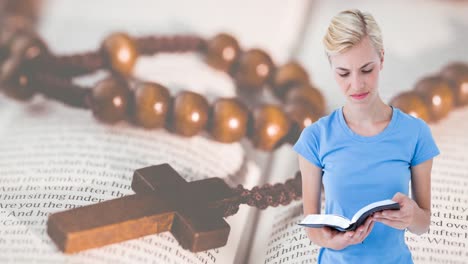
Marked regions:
[298,200,400,232]
[1,1,468,264]
[0,1,311,263]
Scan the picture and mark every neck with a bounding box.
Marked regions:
[343,97,391,125]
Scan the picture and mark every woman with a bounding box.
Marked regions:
[293,9,440,263]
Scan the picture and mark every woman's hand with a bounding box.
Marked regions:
[320,215,375,250]
[373,192,416,230]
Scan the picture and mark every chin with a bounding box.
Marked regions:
[348,101,370,108]
[348,95,372,106]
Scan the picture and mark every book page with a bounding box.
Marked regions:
[404,107,468,264]
[247,145,323,264]
[299,200,399,231]
[350,199,397,223]
[299,214,351,230]
[0,0,311,263]
[0,93,261,264]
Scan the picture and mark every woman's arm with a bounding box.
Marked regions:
[298,155,324,243]
[298,155,375,249]
[407,158,433,235]
[373,158,433,235]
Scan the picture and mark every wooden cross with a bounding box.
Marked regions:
[47,163,238,254]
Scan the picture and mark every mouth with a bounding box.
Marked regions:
[351,92,369,100]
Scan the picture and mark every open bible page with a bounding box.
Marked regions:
[0,0,311,263]
[0,90,260,264]
[299,214,351,230]
[350,199,398,223]
[248,197,324,263]
[299,200,400,232]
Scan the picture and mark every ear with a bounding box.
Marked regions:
[380,50,385,70]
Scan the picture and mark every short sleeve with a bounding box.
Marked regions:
[410,119,440,166]
[292,124,322,168]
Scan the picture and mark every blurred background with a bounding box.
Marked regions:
[4,0,468,111]
[1,0,468,263]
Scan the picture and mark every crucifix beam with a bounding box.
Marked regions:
[47,163,237,253]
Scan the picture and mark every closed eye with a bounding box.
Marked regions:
[338,69,373,77]
[338,72,349,77]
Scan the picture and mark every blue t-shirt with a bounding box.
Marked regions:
[293,106,440,264]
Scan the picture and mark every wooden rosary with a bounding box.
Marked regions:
[1,14,468,254]
[390,62,468,122]
[0,16,326,152]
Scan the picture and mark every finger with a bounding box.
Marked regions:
[321,227,333,238]
[376,213,406,222]
[358,217,374,242]
[354,228,369,244]
[353,229,365,243]
[363,218,375,235]
[356,217,372,236]
[360,215,374,231]
[362,216,374,232]
[392,192,407,203]
[342,230,355,240]
[352,216,375,241]
[355,219,376,244]
[375,211,403,220]
[329,230,349,247]
[363,220,375,238]
[343,232,360,246]
[374,218,406,229]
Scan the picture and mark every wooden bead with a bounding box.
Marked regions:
[204,33,240,72]
[272,61,309,99]
[0,32,47,82]
[281,100,320,151]
[0,56,21,82]
[0,47,6,63]
[440,62,468,75]
[1,72,35,100]
[101,33,138,76]
[0,29,21,70]
[0,16,31,47]
[389,91,430,122]
[285,84,326,116]
[90,77,130,123]
[440,62,468,106]
[2,0,42,24]
[250,104,290,151]
[232,49,274,91]
[132,82,170,128]
[0,25,18,48]
[209,98,248,143]
[449,75,468,107]
[414,76,454,122]
[172,91,209,137]
[9,32,47,59]
[284,101,320,131]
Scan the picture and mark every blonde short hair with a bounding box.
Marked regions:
[323,9,383,60]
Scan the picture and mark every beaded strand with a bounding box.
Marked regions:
[1,14,468,213]
[0,19,326,151]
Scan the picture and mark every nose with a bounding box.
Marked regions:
[350,72,364,90]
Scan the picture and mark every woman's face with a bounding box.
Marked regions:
[329,36,384,106]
